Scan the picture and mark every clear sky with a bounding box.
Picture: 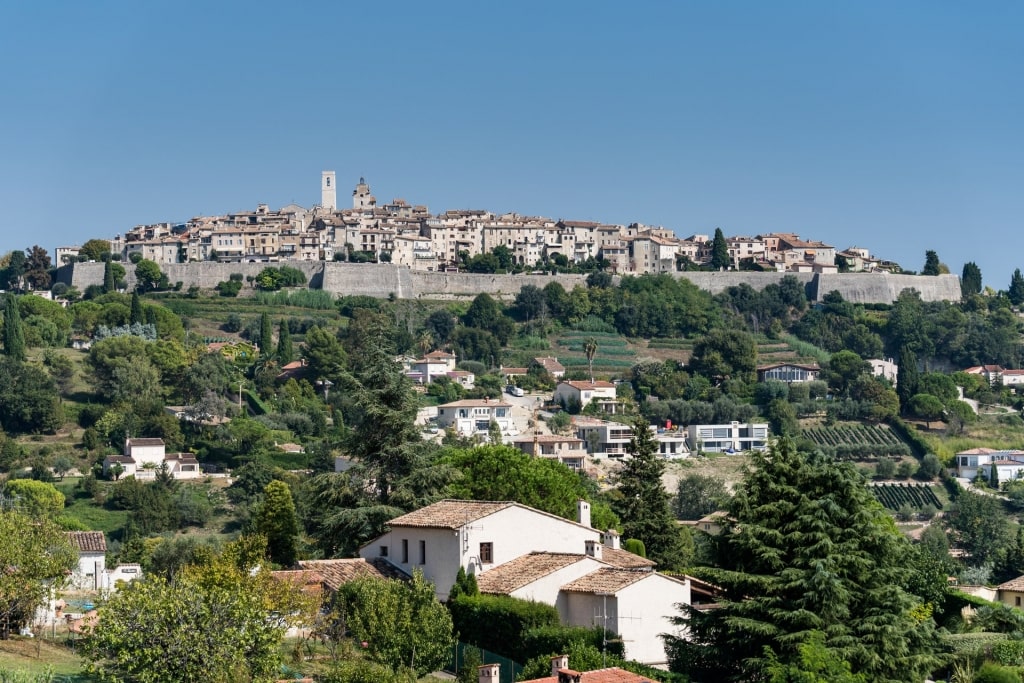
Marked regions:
[2,1,1021,287]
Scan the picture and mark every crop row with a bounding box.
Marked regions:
[872,484,942,510]
[803,424,903,448]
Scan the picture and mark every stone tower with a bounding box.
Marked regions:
[352,176,376,209]
[321,171,337,211]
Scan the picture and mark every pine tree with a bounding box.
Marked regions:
[664,439,940,681]
[613,416,687,569]
[130,292,144,325]
[103,259,115,294]
[2,295,25,361]
[258,312,273,356]
[276,320,293,364]
[711,228,730,270]
[254,480,300,567]
[961,261,982,297]
[922,250,941,276]
[896,344,919,413]
[1009,268,1024,306]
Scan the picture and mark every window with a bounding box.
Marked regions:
[480,542,493,564]
[380,545,388,557]
[419,540,426,565]
[402,539,409,563]
[1017,596,1021,607]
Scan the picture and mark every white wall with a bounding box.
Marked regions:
[71,552,106,590]
[616,574,691,665]
[509,557,606,613]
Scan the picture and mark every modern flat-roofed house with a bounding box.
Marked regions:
[574,417,635,458]
[756,362,821,384]
[436,399,513,438]
[687,422,770,453]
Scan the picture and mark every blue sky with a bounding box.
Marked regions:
[2,1,1021,287]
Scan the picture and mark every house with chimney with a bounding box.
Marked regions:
[502,654,662,682]
[359,499,692,664]
[554,381,620,413]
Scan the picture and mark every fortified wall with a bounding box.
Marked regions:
[57,262,961,304]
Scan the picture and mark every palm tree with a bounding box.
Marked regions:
[584,337,598,383]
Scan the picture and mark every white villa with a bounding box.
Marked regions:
[955,447,1024,482]
[687,421,770,453]
[436,399,513,438]
[102,437,201,480]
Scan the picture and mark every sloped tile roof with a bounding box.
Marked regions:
[600,547,656,569]
[560,568,651,594]
[999,574,1024,592]
[296,558,409,591]
[522,667,660,683]
[66,531,106,553]
[476,552,588,595]
[386,500,515,529]
[126,438,165,447]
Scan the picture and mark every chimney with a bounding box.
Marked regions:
[577,499,591,528]
[551,654,569,677]
[478,663,500,683]
[585,539,602,561]
[603,529,621,550]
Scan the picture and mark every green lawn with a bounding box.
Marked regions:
[0,637,92,680]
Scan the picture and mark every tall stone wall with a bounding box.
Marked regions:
[56,261,961,304]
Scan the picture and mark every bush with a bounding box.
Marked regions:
[448,595,559,659]
[975,662,1022,683]
[875,458,896,479]
[520,625,624,662]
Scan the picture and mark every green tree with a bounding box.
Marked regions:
[908,393,944,429]
[765,398,798,437]
[336,570,454,676]
[2,479,64,518]
[1009,268,1024,306]
[825,350,868,397]
[614,417,688,569]
[765,630,867,683]
[948,489,1011,567]
[83,541,310,682]
[129,291,144,325]
[674,473,730,521]
[441,445,601,522]
[463,293,514,344]
[276,319,293,365]
[896,345,919,413]
[689,328,758,384]
[961,261,982,298]
[254,480,300,567]
[0,357,64,434]
[664,439,940,682]
[922,250,941,276]
[2,296,25,361]
[711,227,730,270]
[304,326,348,385]
[133,259,162,293]
[103,259,116,293]
[0,509,77,638]
[80,238,112,262]
[258,312,273,355]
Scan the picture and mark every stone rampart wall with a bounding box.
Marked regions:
[56,261,961,304]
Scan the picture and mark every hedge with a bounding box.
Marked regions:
[520,625,624,662]
[887,417,930,459]
[449,595,559,659]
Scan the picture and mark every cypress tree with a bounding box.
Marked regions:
[896,345,919,413]
[254,480,300,567]
[922,250,941,276]
[276,320,293,364]
[710,227,730,270]
[129,292,144,325]
[614,416,687,569]
[258,312,273,356]
[1009,268,1024,306]
[960,261,982,297]
[2,295,25,361]
[103,260,115,294]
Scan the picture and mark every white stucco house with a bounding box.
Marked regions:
[436,399,513,438]
[687,421,770,453]
[955,447,1024,481]
[359,499,691,665]
[102,437,201,480]
[66,531,106,591]
[554,381,620,413]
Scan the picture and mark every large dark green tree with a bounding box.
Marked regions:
[961,261,982,297]
[664,439,940,682]
[2,296,25,361]
[922,250,941,276]
[258,312,273,355]
[254,480,300,567]
[614,417,687,569]
[689,327,758,384]
[1009,268,1024,306]
[276,319,293,365]
[896,345,920,413]
[710,228,730,270]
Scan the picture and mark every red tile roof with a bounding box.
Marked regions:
[522,667,660,683]
[66,531,107,553]
[476,552,590,595]
[296,558,408,591]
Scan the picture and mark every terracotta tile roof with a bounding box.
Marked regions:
[533,357,565,373]
[476,552,589,595]
[999,574,1024,592]
[127,438,165,447]
[522,667,660,683]
[501,367,528,375]
[424,350,456,359]
[296,558,409,591]
[270,569,325,595]
[386,500,514,529]
[562,381,616,391]
[600,547,656,569]
[561,568,651,594]
[66,531,107,553]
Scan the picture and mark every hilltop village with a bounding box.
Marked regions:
[56,173,894,276]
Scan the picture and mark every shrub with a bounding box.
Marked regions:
[975,662,1022,683]
[448,595,559,659]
